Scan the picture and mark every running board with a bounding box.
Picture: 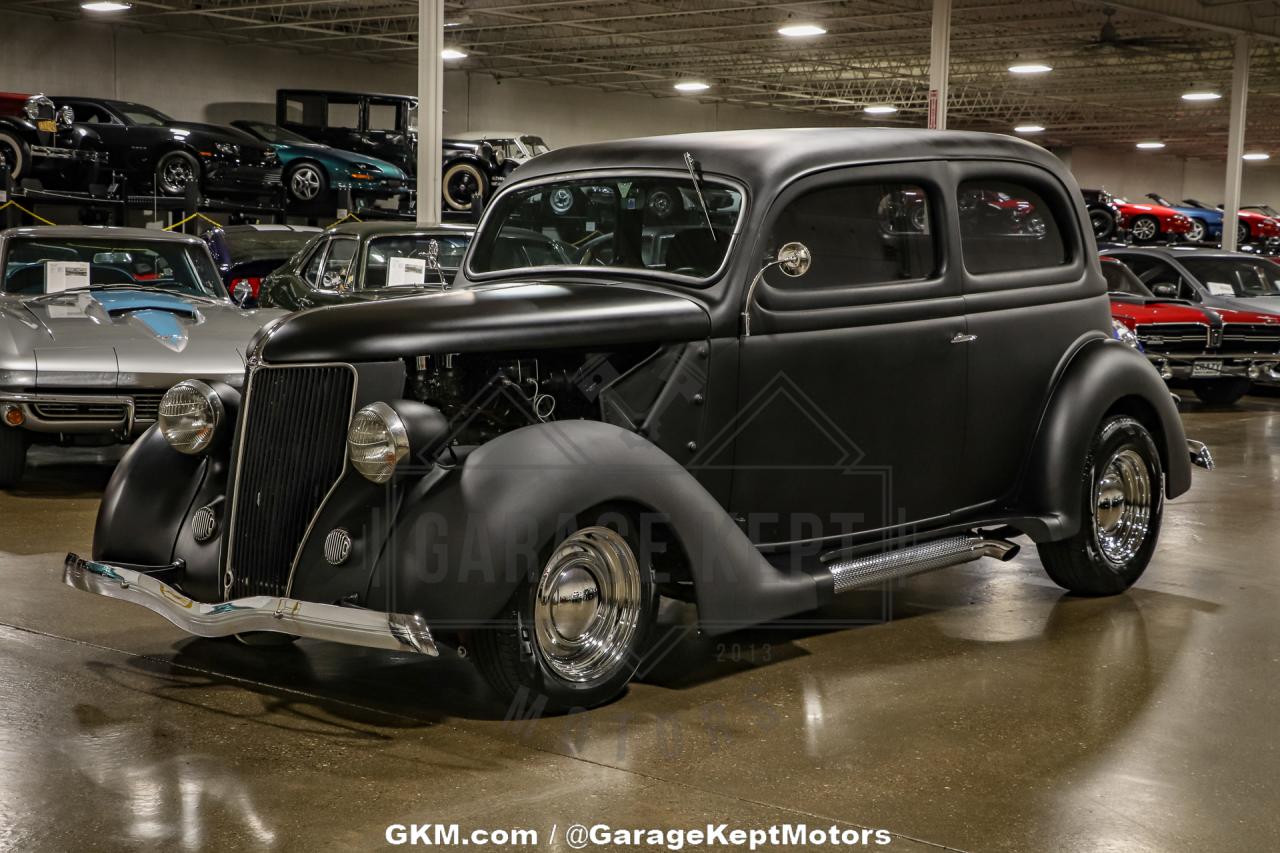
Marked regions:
[823,535,1020,595]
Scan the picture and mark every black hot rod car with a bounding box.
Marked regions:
[65,129,1209,711]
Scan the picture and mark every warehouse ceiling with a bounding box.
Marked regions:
[18,0,1280,156]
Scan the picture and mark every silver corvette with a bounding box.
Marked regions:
[0,226,285,486]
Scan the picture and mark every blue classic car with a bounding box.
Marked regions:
[231,120,408,209]
[1146,194,1221,243]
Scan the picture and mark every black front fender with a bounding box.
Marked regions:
[1017,338,1191,541]
[369,420,820,636]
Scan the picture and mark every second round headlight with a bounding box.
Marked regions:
[347,402,409,484]
[158,380,222,454]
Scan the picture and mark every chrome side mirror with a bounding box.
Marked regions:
[741,241,812,336]
[232,279,254,308]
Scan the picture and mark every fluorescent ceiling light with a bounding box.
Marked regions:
[1136,141,1166,150]
[1014,124,1045,133]
[778,24,827,37]
[1243,152,1270,161]
[81,1,131,10]
[674,81,711,92]
[440,48,468,60]
[1181,91,1222,101]
[1009,63,1052,74]
[863,104,898,115]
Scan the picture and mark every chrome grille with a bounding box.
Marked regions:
[131,392,164,421]
[1134,323,1209,355]
[225,365,355,599]
[1220,323,1280,356]
[31,400,127,421]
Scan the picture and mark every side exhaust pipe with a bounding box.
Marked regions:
[823,535,1019,595]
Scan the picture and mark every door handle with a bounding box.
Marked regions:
[951,332,978,344]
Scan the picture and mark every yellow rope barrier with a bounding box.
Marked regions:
[163,212,224,231]
[0,200,56,226]
[326,211,363,228]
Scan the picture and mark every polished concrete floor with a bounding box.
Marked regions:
[2,397,1278,852]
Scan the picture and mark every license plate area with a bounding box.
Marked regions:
[1192,360,1223,377]
[36,119,57,133]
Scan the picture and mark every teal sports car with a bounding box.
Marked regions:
[232,119,408,210]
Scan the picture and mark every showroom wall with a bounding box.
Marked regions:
[7,12,1280,204]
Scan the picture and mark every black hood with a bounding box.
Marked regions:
[253,280,711,364]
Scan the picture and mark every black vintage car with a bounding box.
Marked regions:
[51,97,281,198]
[275,89,514,211]
[65,128,1209,711]
[0,92,106,189]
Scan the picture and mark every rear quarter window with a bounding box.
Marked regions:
[958,179,1068,275]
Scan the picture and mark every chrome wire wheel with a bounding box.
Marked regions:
[289,164,323,201]
[532,526,642,684]
[1092,447,1152,567]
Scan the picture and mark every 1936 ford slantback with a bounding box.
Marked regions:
[64,129,1209,710]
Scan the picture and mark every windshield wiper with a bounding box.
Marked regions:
[683,152,717,244]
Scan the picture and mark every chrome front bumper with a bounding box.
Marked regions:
[62,554,438,656]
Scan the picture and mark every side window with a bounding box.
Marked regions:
[322,238,358,287]
[768,182,937,289]
[326,99,360,130]
[285,94,325,126]
[958,179,1067,274]
[71,104,113,124]
[367,103,398,132]
[301,239,327,287]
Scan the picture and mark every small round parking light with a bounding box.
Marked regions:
[3,405,24,427]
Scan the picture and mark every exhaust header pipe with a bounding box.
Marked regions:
[824,534,1019,595]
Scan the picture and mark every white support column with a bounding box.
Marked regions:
[1222,34,1250,252]
[928,0,952,130]
[416,0,444,226]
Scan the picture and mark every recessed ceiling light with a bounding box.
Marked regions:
[778,24,827,37]
[1181,91,1222,101]
[674,81,711,92]
[1243,152,1270,161]
[440,47,468,60]
[1014,124,1045,133]
[81,1,131,10]
[1136,141,1166,149]
[1009,63,1052,74]
[863,104,898,115]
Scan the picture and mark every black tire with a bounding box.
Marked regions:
[285,161,328,205]
[471,504,658,713]
[155,150,200,196]
[1039,415,1163,596]
[0,427,29,489]
[1192,377,1251,406]
[0,131,27,182]
[1128,215,1160,244]
[441,160,488,211]
[1089,207,1116,240]
[1236,221,1249,246]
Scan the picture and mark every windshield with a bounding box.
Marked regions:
[223,228,317,260]
[1100,259,1154,297]
[1180,257,1280,298]
[242,122,309,144]
[119,104,173,127]
[364,233,472,289]
[520,136,550,156]
[469,175,743,282]
[3,237,227,299]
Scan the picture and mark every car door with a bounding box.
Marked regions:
[63,100,133,171]
[952,163,1110,510]
[726,163,966,546]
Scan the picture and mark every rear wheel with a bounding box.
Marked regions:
[472,506,657,712]
[441,160,488,211]
[1237,221,1250,245]
[1193,377,1251,406]
[0,131,26,182]
[1128,215,1159,243]
[1090,207,1116,240]
[1039,416,1163,596]
[0,427,29,489]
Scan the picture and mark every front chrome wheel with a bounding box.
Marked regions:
[1129,216,1158,242]
[289,164,323,201]
[158,153,197,195]
[533,526,642,684]
[1186,218,1206,242]
[1092,448,1152,566]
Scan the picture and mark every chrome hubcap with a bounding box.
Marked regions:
[1188,220,1204,241]
[291,167,321,200]
[1132,219,1156,241]
[1093,448,1152,566]
[533,526,641,683]
[161,158,194,193]
[445,167,479,208]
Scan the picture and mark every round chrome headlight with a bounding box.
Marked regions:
[57,105,75,129]
[1111,318,1142,351]
[158,380,223,454]
[347,402,409,484]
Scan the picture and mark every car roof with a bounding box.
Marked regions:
[326,221,475,238]
[453,131,533,141]
[1,225,203,245]
[277,89,414,102]
[510,128,1071,195]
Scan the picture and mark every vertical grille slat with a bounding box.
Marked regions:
[227,365,355,599]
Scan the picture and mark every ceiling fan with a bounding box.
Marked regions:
[1081,7,1200,53]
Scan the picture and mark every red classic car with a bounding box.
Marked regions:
[1102,256,1280,404]
[1111,199,1193,244]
